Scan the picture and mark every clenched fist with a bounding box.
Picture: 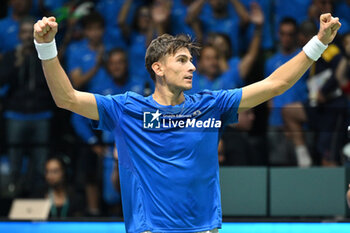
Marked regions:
[33,16,58,43]
[317,13,341,45]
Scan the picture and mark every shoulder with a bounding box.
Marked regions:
[187,89,241,102]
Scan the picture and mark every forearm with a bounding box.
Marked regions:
[335,57,350,87]
[42,57,77,109]
[239,25,262,78]
[230,0,250,25]
[186,0,206,24]
[117,0,132,35]
[71,65,99,89]
[268,52,313,95]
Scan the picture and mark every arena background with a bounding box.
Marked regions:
[1,0,350,232]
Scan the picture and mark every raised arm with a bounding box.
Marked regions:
[238,13,341,112]
[238,2,263,79]
[186,0,206,24]
[34,16,99,120]
[230,0,250,26]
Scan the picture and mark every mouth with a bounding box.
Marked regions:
[184,76,193,80]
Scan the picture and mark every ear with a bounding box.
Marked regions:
[151,62,164,77]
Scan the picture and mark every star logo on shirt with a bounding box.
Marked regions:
[143,110,162,129]
[151,110,161,122]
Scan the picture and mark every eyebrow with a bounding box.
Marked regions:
[175,54,193,60]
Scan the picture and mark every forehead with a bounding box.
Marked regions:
[165,47,192,60]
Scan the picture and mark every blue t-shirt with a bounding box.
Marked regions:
[66,38,123,90]
[0,17,20,54]
[92,89,242,232]
[71,68,145,144]
[240,0,273,50]
[265,49,308,126]
[128,32,149,80]
[199,3,240,56]
[188,59,244,94]
[171,0,195,37]
[274,0,312,38]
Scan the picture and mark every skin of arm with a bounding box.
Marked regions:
[185,0,206,24]
[70,46,104,89]
[34,17,99,120]
[117,0,133,37]
[238,13,341,113]
[347,184,350,208]
[238,2,263,79]
[335,57,350,88]
[230,0,250,26]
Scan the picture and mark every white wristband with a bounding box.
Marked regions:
[302,36,328,61]
[34,39,58,60]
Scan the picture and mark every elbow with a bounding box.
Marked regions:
[55,91,76,111]
[271,80,290,97]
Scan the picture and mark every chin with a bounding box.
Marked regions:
[182,85,192,91]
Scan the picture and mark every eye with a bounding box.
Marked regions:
[178,58,186,63]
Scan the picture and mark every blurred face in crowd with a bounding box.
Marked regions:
[45,159,65,188]
[314,0,333,14]
[279,23,297,53]
[208,34,231,59]
[235,109,255,131]
[297,21,318,47]
[84,22,104,45]
[137,6,151,32]
[198,46,220,79]
[209,0,227,14]
[19,22,34,47]
[107,51,128,82]
[11,0,31,16]
[156,47,196,91]
[343,34,350,55]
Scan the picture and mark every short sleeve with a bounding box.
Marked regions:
[91,93,127,131]
[213,89,242,125]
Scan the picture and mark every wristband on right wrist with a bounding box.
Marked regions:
[34,39,58,60]
[302,36,328,61]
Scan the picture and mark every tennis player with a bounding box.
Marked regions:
[33,14,341,233]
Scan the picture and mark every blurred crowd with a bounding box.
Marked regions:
[0,0,350,218]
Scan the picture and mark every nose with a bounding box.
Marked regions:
[189,61,196,72]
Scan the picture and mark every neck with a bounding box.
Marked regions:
[52,185,65,195]
[282,46,296,55]
[89,41,101,50]
[152,85,185,106]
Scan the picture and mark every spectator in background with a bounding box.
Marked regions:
[0,17,54,197]
[66,12,115,91]
[0,0,31,59]
[189,2,263,94]
[274,0,312,38]
[65,12,111,216]
[220,109,264,165]
[334,0,350,33]
[283,23,348,166]
[71,48,146,216]
[186,0,251,56]
[335,32,350,99]
[347,184,350,208]
[171,0,199,40]
[118,1,171,81]
[265,18,309,166]
[239,0,274,52]
[309,0,350,35]
[33,157,84,218]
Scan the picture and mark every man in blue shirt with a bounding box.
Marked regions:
[34,14,340,233]
[0,0,31,58]
[265,18,310,166]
